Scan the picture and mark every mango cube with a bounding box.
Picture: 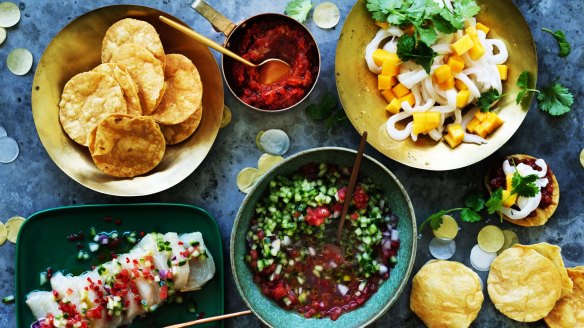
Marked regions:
[378,75,393,90]
[375,21,389,29]
[434,65,452,84]
[451,35,474,56]
[392,83,410,98]
[443,134,458,148]
[381,54,400,76]
[482,112,504,133]
[447,55,465,74]
[412,112,441,134]
[475,111,488,122]
[456,90,470,108]
[466,117,480,133]
[381,89,397,103]
[386,98,402,115]
[501,189,518,207]
[497,64,508,81]
[400,93,415,107]
[372,49,392,67]
[444,123,465,148]
[454,79,468,91]
[468,42,485,60]
[438,76,455,90]
[465,26,478,36]
[474,124,488,138]
[505,174,513,190]
[476,22,490,35]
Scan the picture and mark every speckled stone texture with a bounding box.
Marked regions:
[0,0,582,327]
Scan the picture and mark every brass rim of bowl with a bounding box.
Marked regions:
[230,146,417,327]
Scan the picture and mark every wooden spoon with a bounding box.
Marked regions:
[159,16,290,84]
[163,310,252,328]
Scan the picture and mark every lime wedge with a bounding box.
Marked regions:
[237,167,259,193]
[432,214,458,240]
[220,105,232,128]
[477,225,505,253]
[0,221,6,245]
[6,216,25,243]
[469,244,497,271]
[7,48,33,75]
[0,2,20,28]
[257,153,284,175]
[0,136,19,163]
[497,229,519,255]
[0,26,6,45]
[429,237,456,260]
[580,148,584,168]
[313,2,341,29]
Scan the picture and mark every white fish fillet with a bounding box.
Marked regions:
[179,232,216,291]
[25,291,59,319]
[163,232,190,291]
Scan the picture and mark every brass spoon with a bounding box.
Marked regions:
[159,16,290,84]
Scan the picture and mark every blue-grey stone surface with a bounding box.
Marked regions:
[0,0,582,327]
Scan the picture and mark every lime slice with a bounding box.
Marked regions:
[0,126,7,137]
[0,136,19,163]
[220,105,232,128]
[257,129,290,156]
[469,244,497,271]
[0,26,6,45]
[313,2,341,29]
[237,167,259,193]
[0,221,6,245]
[497,229,519,255]
[7,48,33,75]
[258,153,284,175]
[429,238,456,260]
[580,148,584,168]
[432,214,458,240]
[0,2,20,28]
[477,225,505,253]
[5,216,25,243]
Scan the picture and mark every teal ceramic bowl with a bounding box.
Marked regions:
[231,147,416,327]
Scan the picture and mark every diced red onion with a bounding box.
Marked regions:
[308,247,316,256]
[379,264,388,275]
[337,284,349,296]
[391,230,399,241]
[382,239,392,251]
[159,270,167,280]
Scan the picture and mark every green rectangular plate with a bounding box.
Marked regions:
[15,203,224,328]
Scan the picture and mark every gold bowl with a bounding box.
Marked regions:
[32,5,224,196]
[335,0,536,170]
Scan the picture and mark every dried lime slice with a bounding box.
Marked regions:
[0,221,6,245]
[258,153,284,175]
[432,214,458,240]
[0,126,7,137]
[469,244,497,271]
[477,225,505,253]
[429,237,456,260]
[220,105,232,128]
[7,48,33,75]
[5,216,25,243]
[580,148,584,168]
[497,229,519,254]
[237,167,259,193]
[313,2,340,29]
[0,2,20,28]
[257,129,290,156]
[0,136,19,163]
[0,26,6,45]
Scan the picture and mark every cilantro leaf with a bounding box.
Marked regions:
[464,191,485,212]
[396,34,437,73]
[511,172,539,197]
[477,89,503,112]
[285,0,313,23]
[542,28,571,58]
[326,111,348,130]
[537,82,573,116]
[453,0,481,18]
[460,208,482,223]
[306,92,336,121]
[419,209,446,232]
[486,188,504,214]
[515,71,530,104]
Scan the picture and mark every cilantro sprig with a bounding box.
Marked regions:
[485,162,540,215]
[396,34,437,73]
[542,28,571,58]
[285,0,313,23]
[305,92,347,129]
[419,191,483,232]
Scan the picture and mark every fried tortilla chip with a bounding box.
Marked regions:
[488,245,562,322]
[88,114,165,178]
[545,267,584,328]
[159,103,203,145]
[110,43,166,115]
[485,154,560,227]
[410,260,483,328]
[518,243,573,299]
[59,71,127,146]
[92,63,142,116]
[150,54,203,125]
[101,18,165,64]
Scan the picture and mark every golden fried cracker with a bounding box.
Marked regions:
[101,18,165,64]
[159,103,203,145]
[545,267,584,328]
[150,54,203,125]
[410,260,483,328]
[517,243,573,299]
[110,43,166,115]
[488,245,562,322]
[88,114,165,177]
[59,71,127,146]
[93,63,142,116]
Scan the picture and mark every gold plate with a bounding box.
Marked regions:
[32,5,224,196]
[335,0,536,170]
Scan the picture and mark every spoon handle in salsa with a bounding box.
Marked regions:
[337,131,368,243]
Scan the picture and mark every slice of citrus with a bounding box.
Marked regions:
[0,221,7,245]
[429,237,456,260]
[5,216,25,243]
[257,153,284,175]
[432,214,458,240]
[469,244,497,271]
[497,229,519,254]
[477,225,505,253]
[7,48,33,75]
[313,2,341,29]
[0,26,6,45]
[257,129,290,156]
[0,2,20,28]
[0,136,19,163]
[580,148,584,168]
[220,105,232,128]
[237,167,259,193]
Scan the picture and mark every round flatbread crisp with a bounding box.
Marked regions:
[410,260,483,328]
[545,267,584,328]
[517,243,573,299]
[150,54,203,125]
[59,71,127,146]
[488,245,562,322]
[110,43,166,115]
[159,103,203,145]
[88,114,165,178]
[101,18,165,64]
[92,63,142,116]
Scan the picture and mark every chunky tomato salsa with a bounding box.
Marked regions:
[245,163,401,320]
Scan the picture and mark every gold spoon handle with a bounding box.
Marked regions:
[159,16,256,67]
[163,310,253,328]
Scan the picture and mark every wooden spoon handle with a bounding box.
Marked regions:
[163,310,253,328]
[159,16,256,67]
